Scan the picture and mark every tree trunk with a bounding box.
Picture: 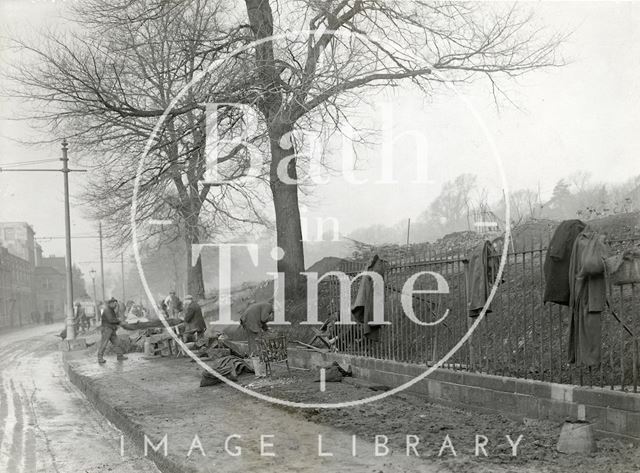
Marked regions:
[245,0,305,298]
[269,127,305,299]
[185,229,205,300]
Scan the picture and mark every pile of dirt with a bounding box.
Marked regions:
[430,230,493,253]
[510,219,558,250]
[306,256,347,276]
[587,211,640,239]
[349,231,488,264]
[507,212,640,251]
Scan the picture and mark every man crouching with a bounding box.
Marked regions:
[97,297,127,363]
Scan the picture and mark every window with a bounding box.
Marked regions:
[3,229,15,240]
[42,278,52,289]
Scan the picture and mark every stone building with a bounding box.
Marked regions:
[0,222,36,266]
[34,264,66,322]
[0,243,35,328]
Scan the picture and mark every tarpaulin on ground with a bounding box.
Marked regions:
[120,318,182,331]
[200,355,254,387]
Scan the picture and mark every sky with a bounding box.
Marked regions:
[1,0,639,282]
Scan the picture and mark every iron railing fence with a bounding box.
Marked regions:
[320,238,640,392]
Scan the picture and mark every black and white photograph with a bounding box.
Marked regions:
[0,0,639,472]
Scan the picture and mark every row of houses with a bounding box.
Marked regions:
[0,222,66,329]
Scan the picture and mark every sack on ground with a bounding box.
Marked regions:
[314,362,352,382]
[315,365,343,382]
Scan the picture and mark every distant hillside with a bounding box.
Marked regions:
[349,212,640,264]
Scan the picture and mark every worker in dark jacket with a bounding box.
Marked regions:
[97,297,127,363]
[240,300,274,355]
[183,295,206,341]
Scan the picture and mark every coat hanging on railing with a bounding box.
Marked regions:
[467,240,500,317]
[544,219,586,306]
[351,254,387,341]
[568,231,609,366]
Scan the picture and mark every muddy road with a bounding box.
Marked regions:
[0,325,158,473]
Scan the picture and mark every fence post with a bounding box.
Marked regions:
[634,337,638,393]
[464,260,475,370]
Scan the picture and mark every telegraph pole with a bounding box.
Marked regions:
[99,222,105,301]
[121,252,125,302]
[0,140,86,341]
[61,139,75,340]
[90,269,98,325]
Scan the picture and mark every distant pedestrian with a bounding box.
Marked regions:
[183,295,206,342]
[159,300,168,317]
[74,302,89,333]
[97,297,127,364]
[30,310,41,324]
[164,291,182,318]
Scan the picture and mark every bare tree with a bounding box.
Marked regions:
[429,173,478,230]
[6,0,565,300]
[5,0,268,298]
[238,0,564,295]
[508,189,542,224]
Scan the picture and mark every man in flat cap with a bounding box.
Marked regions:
[97,297,127,363]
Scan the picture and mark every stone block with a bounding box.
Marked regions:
[59,338,88,352]
[464,371,516,393]
[440,382,467,404]
[537,397,577,421]
[427,380,442,399]
[583,405,607,430]
[621,411,640,438]
[430,368,465,385]
[515,378,552,398]
[574,388,640,412]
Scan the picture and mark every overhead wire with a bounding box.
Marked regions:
[0,158,60,168]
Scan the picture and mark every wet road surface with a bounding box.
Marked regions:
[0,324,159,473]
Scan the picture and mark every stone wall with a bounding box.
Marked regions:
[288,348,640,443]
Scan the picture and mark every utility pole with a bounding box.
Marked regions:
[0,141,86,340]
[121,252,125,302]
[90,269,98,326]
[61,139,75,340]
[99,222,105,301]
[406,218,411,246]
